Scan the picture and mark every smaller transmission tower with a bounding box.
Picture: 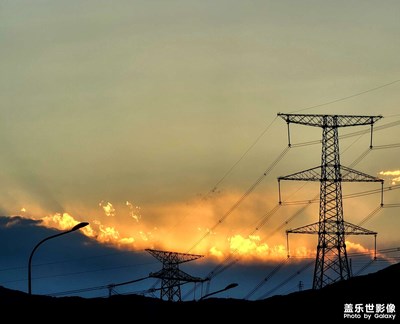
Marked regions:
[146,248,205,302]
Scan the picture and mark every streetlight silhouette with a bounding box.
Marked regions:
[199,283,239,300]
[28,221,89,295]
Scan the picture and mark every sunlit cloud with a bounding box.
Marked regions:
[345,240,377,260]
[209,246,223,258]
[345,240,370,254]
[39,212,136,249]
[225,234,310,261]
[126,201,141,222]
[379,170,400,185]
[41,212,83,231]
[229,234,269,255]
[119,237,135,244]
[16,187,381,264]
[17,190,296,261]
[98,224,120,241]
[139,230,153,241]
[99,201,115,217]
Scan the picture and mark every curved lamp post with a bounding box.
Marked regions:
[28,222,89,295]
[199,282,239,300]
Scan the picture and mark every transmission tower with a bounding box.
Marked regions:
[146,248,206,302]
[277,113,384,289]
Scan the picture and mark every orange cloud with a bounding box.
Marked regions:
[379,170,400,185]
[18,186,379,265]
[40,213,134,249]
[99,201,115,217]
[209,246,223,258]
[379,170,400,176]
[345,240,370,254]
[41,212,84,231]
[126,201,141,222]
[223,234,312,261]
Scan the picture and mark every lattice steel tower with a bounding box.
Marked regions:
[277,113,384,289]
[146,248,205,301]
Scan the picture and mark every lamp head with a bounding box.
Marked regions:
[71,222,89,231]
[225,283,239,290]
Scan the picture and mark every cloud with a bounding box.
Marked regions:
[379,170,400,185]
[227,234,288,260]
[126,201,141,222]
[41,212,83,231]
[0,215,396,300]
[99,201,115,217]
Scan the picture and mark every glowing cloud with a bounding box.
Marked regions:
[229,234,269,255]
[16,189,362,263]
[99,201,115,217]
[345,240,370,254]
[126,201,141,222]
[119,237,135,244]
[139,230,152,241]
[98,224,120,242]
[38,212,138,249]
[41,212,83,231]
[379,170,400,185]
[28,190,306,261]
[209,246,223,258]
[224,234,312,261]
[379,170,400,176]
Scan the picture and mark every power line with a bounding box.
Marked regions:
[180,86,400,239]
[184,103,400,276]
[253,245,400,300]
[13,96,400,300]
[0,249,152,273]
[186,145,290,253]
[257,260,314,299]
[185,127,399,297]
[280,184,400,206]
[203,116,279,198]
[0,259,156,285]
[244,258,290,300]
[290,79,400,113]
[48,275,150,297]
[289,120,400,148]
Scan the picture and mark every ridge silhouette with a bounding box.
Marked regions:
[1,262,399,322]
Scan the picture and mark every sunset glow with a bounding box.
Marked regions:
[14,172,386,265]
[1,0,399,304]
[25,205,375,264]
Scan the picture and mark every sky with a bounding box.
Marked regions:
[0,0,400,301]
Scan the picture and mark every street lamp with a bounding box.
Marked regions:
[28,221,89,295]
[199,282,239,300]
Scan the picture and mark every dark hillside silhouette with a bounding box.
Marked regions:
[1,262,399,322]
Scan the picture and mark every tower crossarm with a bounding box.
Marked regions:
[279,166,321,181]
[343,221,377,235]
[145,248,204,264]
[278,165,383,182]
[340,166,384,182]
[278,113,383,128]
[286,221,319,234]
[286,220,377,236]
[149,269,206,282]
